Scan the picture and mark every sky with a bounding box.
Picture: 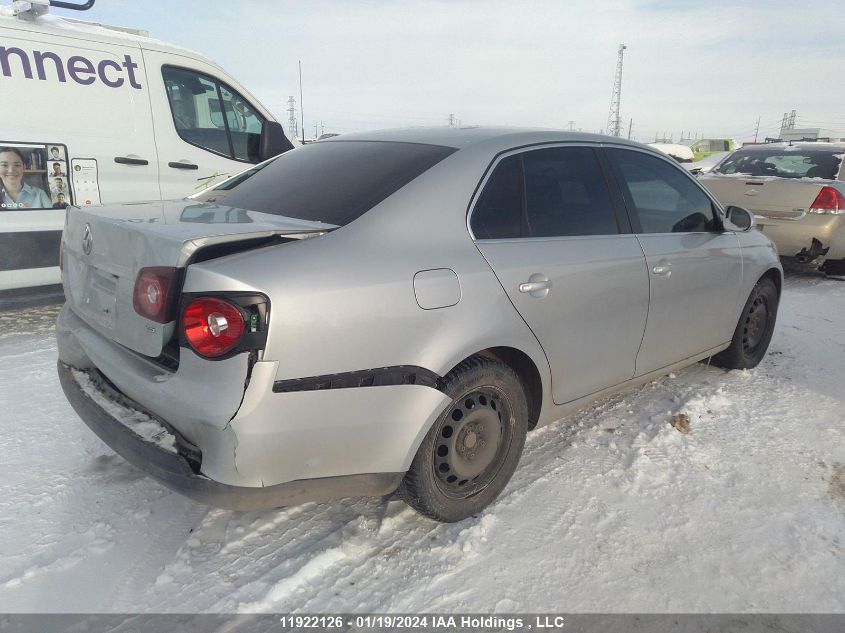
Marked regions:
[70,0,845,142]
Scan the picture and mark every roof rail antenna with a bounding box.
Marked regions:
[49,0,95,9]
[12,0,94,18]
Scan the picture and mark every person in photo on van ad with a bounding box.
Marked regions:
[0,146,52,210]
[49,146,65,161]
[52,192,68,209]
[52,162,66,177]
[51,176,67,195]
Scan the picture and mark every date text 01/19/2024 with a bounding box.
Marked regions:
[277,615,567,630]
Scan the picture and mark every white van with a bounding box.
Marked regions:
[0,0,293,294]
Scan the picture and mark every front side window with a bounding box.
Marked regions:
[471,146,619,239]
[162,66,266,163]
[610,148,717,234]
[715,148,842,180]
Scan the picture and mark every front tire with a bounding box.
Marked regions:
[711,277,778,370]
[399,356,528,522]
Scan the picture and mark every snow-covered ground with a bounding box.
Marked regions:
[1,273,844,614]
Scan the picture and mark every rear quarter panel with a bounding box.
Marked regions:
[182,145,553,408]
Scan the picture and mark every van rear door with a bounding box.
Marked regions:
[141,47,275,199]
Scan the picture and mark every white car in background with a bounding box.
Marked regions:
[648,143,695,163]
[686,151,731,175]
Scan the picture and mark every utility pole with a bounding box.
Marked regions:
[287,96,298,138]
[627,118,633,140]
[780,110,797,137]
[606,43,627,136]
[754,116,761,143]
[568,120,575,131]
[314,122,319,139]
[298,60,305,144]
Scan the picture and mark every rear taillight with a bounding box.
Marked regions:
[809,186,845,215]
[59,239,64,272]
[133,267,177,323]
[182,297,247,358]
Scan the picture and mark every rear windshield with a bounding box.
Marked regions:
[194,140,457,226]
[715,148,843,180]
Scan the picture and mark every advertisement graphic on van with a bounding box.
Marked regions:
[0,45,143,89]
[0,142,73,210]
[0,0,295,297]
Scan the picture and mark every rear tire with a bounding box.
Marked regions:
[822,258,845,278]
[711,277,778,370]
[398,356,528,522]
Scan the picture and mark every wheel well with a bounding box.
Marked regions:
[473,347,543,430]
[761,267,782,298]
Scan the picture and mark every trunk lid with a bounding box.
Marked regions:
[701,174,829,221]
[62,199,334,358]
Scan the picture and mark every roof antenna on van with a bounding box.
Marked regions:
[12,0,93,18]
[49,0,95,9]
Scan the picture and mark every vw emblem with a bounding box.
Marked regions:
[81,224,93,255]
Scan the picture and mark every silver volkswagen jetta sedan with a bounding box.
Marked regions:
[57,128,782,522]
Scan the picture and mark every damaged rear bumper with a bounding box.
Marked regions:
[58,361,403,511]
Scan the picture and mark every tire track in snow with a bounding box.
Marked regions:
[108,499,210,612]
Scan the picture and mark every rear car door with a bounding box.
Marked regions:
[141,49,271,199]
[472,145,650,405]
[605,147,743,376]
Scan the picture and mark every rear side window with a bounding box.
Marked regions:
[194,141,457,226]
[471,146,619,239]
[716,148,843,180]
[523,147,618,237]
[610,149,717,234]
[471,156,522,239]
[162,66,266,163]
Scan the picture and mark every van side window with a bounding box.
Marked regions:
[219,84,264,162]
[162,66,266,163]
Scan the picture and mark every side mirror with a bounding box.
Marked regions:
[259,121,294,161]
[723,205,755,232]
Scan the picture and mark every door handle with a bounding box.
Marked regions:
[519,281,552,293]
[114,156,149,166]
[652,263,672,276]
[168,161,199,170]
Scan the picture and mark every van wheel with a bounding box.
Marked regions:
[399,356,528,522]
[711,277,778,370]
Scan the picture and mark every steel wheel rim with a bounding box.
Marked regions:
[433,386,513,499]
[742,294,769,352]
